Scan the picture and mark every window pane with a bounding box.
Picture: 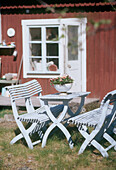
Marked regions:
[46,58,59,71]
[46,43,58,56]
[29,58,42,71]
[29,28,41,41]
[29,44,41,56]
[46,27,58,41]
[68,26,78,61]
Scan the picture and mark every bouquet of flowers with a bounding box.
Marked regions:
[50,75,74,85]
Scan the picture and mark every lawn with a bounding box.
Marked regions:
[0,103,116,170]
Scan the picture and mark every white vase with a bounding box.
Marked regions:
[54,83,72,93]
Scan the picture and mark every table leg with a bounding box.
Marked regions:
[42,121,73,149]
[42,104,74,149]
[42,123,56,148]
[67,96,85,117]
[57,123,74,149]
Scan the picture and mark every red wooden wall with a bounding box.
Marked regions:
[87,12,116,99]
[0,11,116,99]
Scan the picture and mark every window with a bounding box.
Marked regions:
[28,26,60,74]
[68,26,78,61]
[22,18,87,78]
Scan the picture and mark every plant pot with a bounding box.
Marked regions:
[54,83,72,93]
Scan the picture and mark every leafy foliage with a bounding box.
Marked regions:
[50,75,74,85]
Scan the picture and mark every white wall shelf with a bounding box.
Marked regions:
[0,45,15,48]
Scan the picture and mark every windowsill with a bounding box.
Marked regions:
[26,72,60,78]
[27,72,60,75]
[27,71,60,75]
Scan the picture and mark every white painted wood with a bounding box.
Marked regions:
[22,23,61,78]
[5,79,64,149]
[65,23,81,92]
[22,17,87,88]
[103,133,116,151]
[68,90,116,157]
[81,22,87,92]
[67,95,86,117]
[42,103,73,148]
[40,92,90,148]
[64,20,87,92]
[22,24,28,78]
[0,10,1,43]
[0,45,15,48]
[22,18,87,26]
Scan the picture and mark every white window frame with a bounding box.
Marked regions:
[22,18,87,80]
[0,10,2,43]
[28,25,60,74]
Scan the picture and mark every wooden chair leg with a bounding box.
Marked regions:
[10,133,23,145]
[103,133,116,151]
[91,140,109,157]
[11,122,37,144]
[14,120,34,149]
[78,127,109,157]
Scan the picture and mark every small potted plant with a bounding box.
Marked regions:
[50,75,74,93]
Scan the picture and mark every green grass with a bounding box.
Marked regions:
[84,101,100,112]
[0,109,13,118]
[0,104,116,170]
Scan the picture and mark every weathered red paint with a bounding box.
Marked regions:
[0,11,116,99]
[87,12,116,99]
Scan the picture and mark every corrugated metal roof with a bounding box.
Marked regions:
[0,1,104,5]
[0,1,116,12]
[0,2,116,9]
[0,0,115,6]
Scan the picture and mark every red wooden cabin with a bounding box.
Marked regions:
[0,0,116,100]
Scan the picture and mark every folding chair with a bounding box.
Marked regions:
[5,79,63,149]
[68,90,116,157]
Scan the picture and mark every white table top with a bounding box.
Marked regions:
[40,92,91,101]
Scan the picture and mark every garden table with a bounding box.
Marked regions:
[39,92,90,149]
